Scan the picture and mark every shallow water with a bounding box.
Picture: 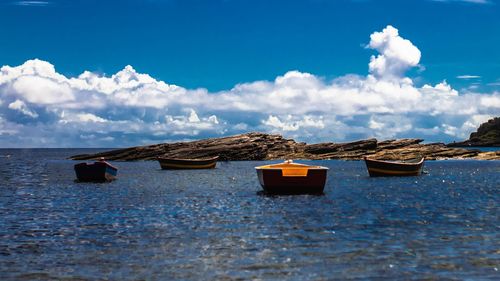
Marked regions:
[0,149,499,280]
[453,146,500,152]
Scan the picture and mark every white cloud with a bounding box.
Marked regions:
[188,109,201,123]
[431,0,490,4]
[368,115,413,139]
[263,115,325,132]
[208,115,219,124]
[0,25,498,147]
[13,1,51,6]
[481,95,500,108]
[12,75,74,104]
[462,0,489,3]
[8,99,38,118]
[456,75,481,79]
[367,25,421,80]
[75,113,108,123]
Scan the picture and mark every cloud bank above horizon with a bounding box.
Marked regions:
[1,25,499,147]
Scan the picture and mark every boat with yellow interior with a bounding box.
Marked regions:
[255,160,328,194]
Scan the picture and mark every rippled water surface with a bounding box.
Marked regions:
[0,149,499,280]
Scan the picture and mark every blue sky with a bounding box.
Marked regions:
[2,0,499,91]
[0,0,499,147]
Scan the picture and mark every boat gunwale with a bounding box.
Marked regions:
[255,164,328,170]
[76,161,118,171]
[104,162,118,171]
[157,156,219,162]
[363,156,424,166]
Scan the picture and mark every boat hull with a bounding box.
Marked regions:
[74,162,117,182]
[158,156,218,169]
[256,169,327,194]
[364,157,424,177]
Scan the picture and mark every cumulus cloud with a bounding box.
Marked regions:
[367,25,421,80]
[263,115,325,132]
[0,25,499,147]
[8,99,38,118]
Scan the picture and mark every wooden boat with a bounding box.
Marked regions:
[255,160,328,194]
[364,156,424,177]
[74,158,118,182]
[157,156,219,169]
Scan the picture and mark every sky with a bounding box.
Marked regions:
[0,0,499,147]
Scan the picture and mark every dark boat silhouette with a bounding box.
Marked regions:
[74,158,118,182]
[364,156,424,177]
[255,160,328,194]
[157,156,219,169]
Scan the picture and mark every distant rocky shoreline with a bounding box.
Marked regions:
[70,132,500,161]
[447,117,500,147]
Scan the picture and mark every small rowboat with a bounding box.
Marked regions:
[157,156,219,170]
[255,160,328,194]
[74,158,118,182]
[364,156,424,177]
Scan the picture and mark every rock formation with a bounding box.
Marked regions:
[70,132,499,161]
[448,117,500,147]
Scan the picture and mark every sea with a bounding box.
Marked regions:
[0,149,499,280]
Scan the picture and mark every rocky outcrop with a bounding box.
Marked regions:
[70,132,499,161]
[474,151,500,160]
[368,142,481,160]
[448,117,500,147]
[304,138,378,155]
[71,133,302,161]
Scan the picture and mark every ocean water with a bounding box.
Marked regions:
[0,149,498,280]
[455,146,500,152]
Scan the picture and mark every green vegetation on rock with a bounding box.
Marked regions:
[449,117,500,147]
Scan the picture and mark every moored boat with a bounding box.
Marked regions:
[157,156,219,169]
[364,156,424,177]
[255,160,328,194]
[74,158,118,182]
